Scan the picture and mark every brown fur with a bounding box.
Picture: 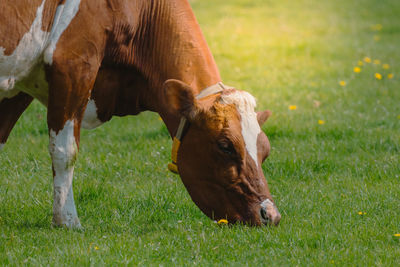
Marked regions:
[0,0,43,55]
[41,0,61,32]
[0,92,33,143]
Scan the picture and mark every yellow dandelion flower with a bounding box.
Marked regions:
[394,233,400,237]
[94,246,99,250]
[358,211,363,215]
[375,73,382,80]
[373,59,381,65]
[388,73,394,79]
[364,57,371,63]
[339,80,346,86]
[353,67,361,73]
[318,120,325,125]
[373,35,380,41]
[357,61,364,66]
[371,24,382,31]
[218,219,228,225]
[382,64,390,69]
[289,105,297,110]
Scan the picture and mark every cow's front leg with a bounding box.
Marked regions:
[46,59,99,229]
[48,119,81,228]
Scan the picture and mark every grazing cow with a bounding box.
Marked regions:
[0,0,281,227]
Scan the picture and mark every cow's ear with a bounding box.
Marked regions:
[164,79,199,120]
[257,110,271,126]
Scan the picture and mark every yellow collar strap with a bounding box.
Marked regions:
[168,82,232,174]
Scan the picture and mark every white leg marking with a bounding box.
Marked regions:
[82,99,103,129]
[0,143,4,150]
[44,0,81,65]
[49,120,81,228]
[0,0,49,92]
[220,91,261,166]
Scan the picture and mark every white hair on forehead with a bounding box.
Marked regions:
[219,89,261,166]
[219,90,257,113]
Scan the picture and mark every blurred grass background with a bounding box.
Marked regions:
[1,0,399,265]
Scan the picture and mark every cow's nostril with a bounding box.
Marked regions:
[260,206,269,221]
[260,199,281,226]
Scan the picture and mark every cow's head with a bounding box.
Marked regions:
[164,80,281,226]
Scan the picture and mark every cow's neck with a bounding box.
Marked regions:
[109,0,221,136]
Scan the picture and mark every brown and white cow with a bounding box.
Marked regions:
[0,0,281,228]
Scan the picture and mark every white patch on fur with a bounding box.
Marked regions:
[220,90,261,166]
[0,0,49,95]
[0,143,4,150]
[82,99,103,129]
[44,0,81,65]
[49,120,81,228]
[0,0,81,101]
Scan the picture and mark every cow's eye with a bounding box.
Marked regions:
[217,140,235,155]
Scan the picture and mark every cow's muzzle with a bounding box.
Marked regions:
[260,199,281,226]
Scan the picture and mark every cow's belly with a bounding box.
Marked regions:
[0,64,49,105]
[0,68,49,105]
[17,64,49,106]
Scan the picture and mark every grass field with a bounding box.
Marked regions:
[1,0,400,265]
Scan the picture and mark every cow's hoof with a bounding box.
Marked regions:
[52,216,82,230]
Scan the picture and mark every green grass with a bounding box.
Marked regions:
[1,0,400,265]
